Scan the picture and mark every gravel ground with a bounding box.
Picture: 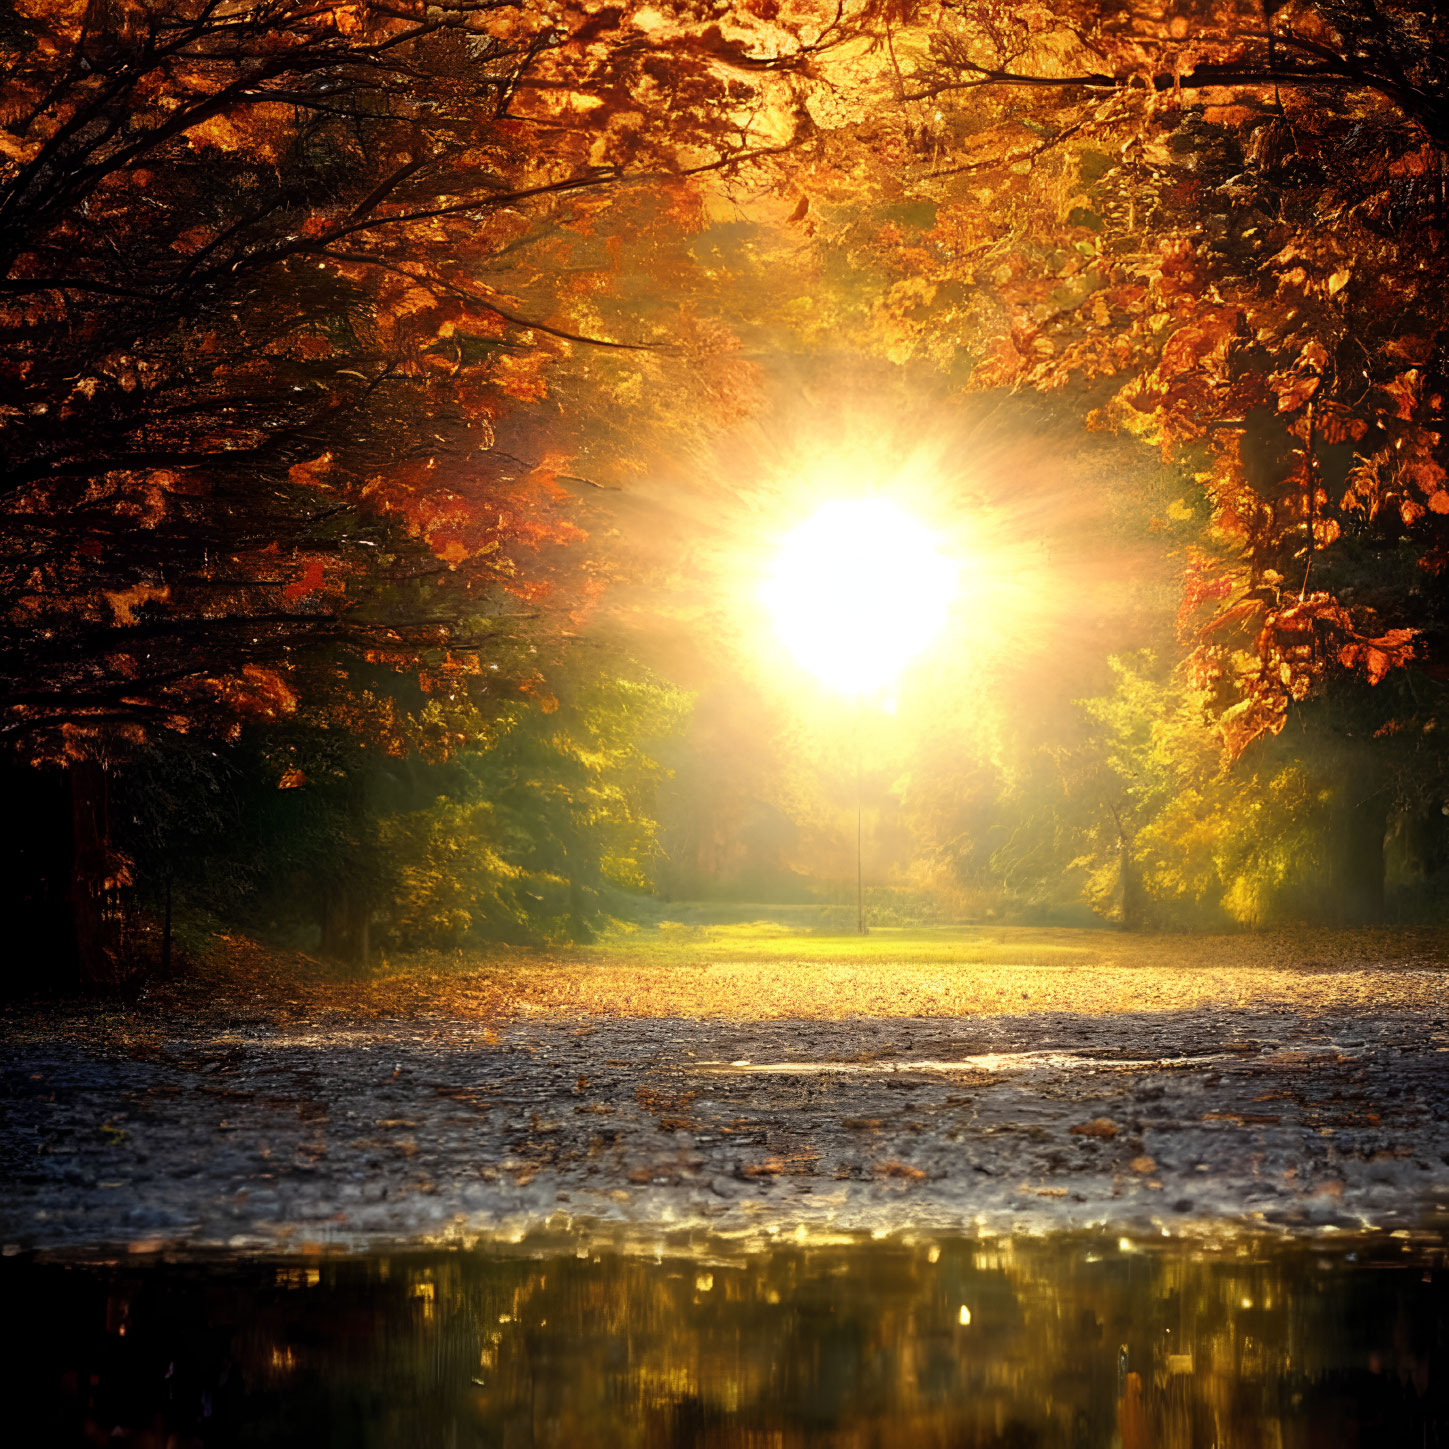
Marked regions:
[4,979,1449,1252]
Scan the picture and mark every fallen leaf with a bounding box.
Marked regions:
[876,1160,926,1181]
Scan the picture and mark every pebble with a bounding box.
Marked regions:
[2,1003,1447,1249]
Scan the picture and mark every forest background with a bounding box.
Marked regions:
[4,0,1449,989]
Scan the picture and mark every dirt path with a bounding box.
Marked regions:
[4,962,1448,1251]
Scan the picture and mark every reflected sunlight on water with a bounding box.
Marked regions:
[7,1230,1445,1447]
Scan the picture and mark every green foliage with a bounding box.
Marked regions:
[1073,650,1221,924]
[1072,654,1418,928]
[133,662,689,958]
[375,673,690,949]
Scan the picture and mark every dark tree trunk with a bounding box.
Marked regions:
[69,760,114,991]
[320,885,349,962]
[1108,802,1146,931]
[319,885,371,969]
[1120,839,1147,931]
[1398,799,1449,881]
[1325,794,1388,924]
[161,873,174,978]
[0,764,75,995]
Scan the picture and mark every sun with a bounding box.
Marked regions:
[762,498,959,696]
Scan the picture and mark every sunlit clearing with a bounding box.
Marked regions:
[762,500,958,696]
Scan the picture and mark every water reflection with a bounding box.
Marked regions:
[8,1231,1445,1447]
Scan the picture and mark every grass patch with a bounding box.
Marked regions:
[580,921,1103,968]
[86,918,1449,1030]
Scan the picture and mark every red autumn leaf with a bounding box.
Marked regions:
[283,557,328,600]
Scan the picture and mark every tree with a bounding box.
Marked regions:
[128,653,687,960]
[0,0,812,981]
[0,0,799,754]
[783,2,1448,717]
[756,0,1449,917]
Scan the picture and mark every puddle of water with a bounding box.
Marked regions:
[695,1050,1229,1074]
[6,1231,1444,1446]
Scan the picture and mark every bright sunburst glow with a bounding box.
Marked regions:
[762,499,958,696]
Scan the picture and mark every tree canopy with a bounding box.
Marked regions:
[6,0,1449,980]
